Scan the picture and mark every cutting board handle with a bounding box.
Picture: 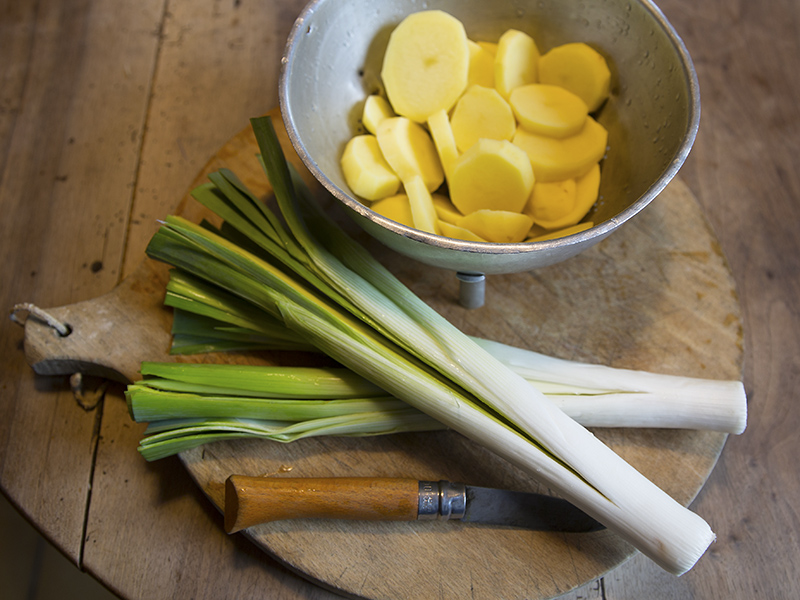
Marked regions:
[15,259,174,384]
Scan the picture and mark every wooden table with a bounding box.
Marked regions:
[1,0,798,598]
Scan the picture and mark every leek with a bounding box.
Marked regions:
[129,357,745,435]
[170,310,306,354]
[162,270,747,434]
[136,410,442,461]
[165,269,314,353]
[127,386,404,422]
[137,362,384,399]
[138,115,743,575]
[126,366,446,460]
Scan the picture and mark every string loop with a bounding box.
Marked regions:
[10,303,71,337]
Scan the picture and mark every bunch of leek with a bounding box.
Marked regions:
[158,268,747,433]
[127,353,745,460]
[140,115,743,575]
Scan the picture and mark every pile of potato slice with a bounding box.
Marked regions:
[340,10,611,243]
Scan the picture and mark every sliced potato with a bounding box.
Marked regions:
[572,162,601,221]
[528,163,601,229]
[426,109,460,181]
[340,134,401,201]
[527,221,594,241]
[431,193,462,224]
[456,209,534,243]
[345,12,612,246]
[438,220,488,242]
[450,85,516,153]
[467,40,496,88]
[525,178,577,226]
[376,117,444,192]
[509,84,588,139]
[449,139,534,215]
[494,29,540,98]
[538,42,611,112]
[371,193,414,228]
[381,10,470,122]
[477,41,498,55]
[362,95,396,134]
[512,116,607,182]
[404,175,441,235]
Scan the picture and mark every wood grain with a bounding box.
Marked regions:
[0,0,164,564]
[120,0,303,278]
[643,2,800,598]
[224,477,421,533]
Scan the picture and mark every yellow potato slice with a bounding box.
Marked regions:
[432,193,462,224]
[376,117,444,192]
[478,41,498,55]
[456,209,534,243]
[509,84,588,138]
[524,178,577,226]
[404,175,440,235]
[512,116,607,182]
[426,109,459,182]
[362,95,395,134]
[371,193,414,228]
[538,43,611,112]
[527,221,594,241]
[467,40,495,88]
[494,29,540,99]
[527,163,601,229]
[571,162,601,221]
[340,134,401,201]
[449,139,534,215]
[381,10,470,122]
[438,220,488,242]
[450,85,517,153]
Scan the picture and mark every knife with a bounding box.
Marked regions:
[224,476,604,534]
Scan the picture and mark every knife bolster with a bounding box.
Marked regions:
[417,481,466,521]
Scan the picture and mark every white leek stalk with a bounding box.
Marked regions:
[472,337,747,433]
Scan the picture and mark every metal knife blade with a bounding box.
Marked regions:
[224,476,604,534]
[461,483,604,532]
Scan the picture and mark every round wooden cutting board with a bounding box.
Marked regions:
[169,113,743,600]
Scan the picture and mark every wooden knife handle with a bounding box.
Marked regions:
[224,476,420,533]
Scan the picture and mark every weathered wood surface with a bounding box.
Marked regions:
[1,0,798,598]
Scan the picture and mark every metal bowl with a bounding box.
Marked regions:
[279,0,699,283]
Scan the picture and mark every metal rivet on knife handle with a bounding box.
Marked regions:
[417,480,467,521]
